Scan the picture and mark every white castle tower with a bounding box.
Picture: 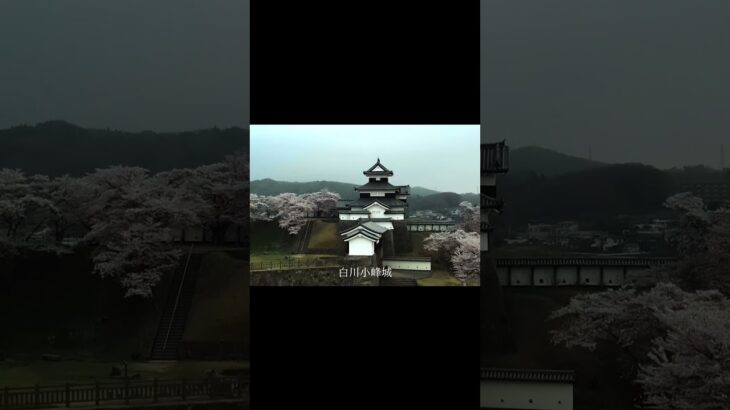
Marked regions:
[337,158,410,256]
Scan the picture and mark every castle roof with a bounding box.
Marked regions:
[348,197,407,208]
[481,141,509,174]
[481,368,574,383]
[363,158,394,177]
[356,181,397,191]
[340,220,389,242]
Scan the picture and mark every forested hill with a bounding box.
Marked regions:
[0,121,248,176]
[500,146,730,228]
[251,179,359,199]
[509,146,606,179]
[500,163,678,229]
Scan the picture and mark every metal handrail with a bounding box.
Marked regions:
[163,243,194,352]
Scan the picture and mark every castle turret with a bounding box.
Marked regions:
[481,141,509,251]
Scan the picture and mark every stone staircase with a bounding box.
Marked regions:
[149,246,201,360]
[295,220,315,253]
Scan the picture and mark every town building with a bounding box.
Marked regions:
[527,223,555,242]
[679,181,730,205]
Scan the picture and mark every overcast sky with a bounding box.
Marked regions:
[251,125,479,194]
[481,0,730,169]
[0,0,249,132]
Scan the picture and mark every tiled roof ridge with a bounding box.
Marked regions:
[495,257,677,266]
[480,368,574,383]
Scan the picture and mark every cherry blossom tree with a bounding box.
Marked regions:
[551,192,730,406]
[550,282,730,408]
[663,192,710,256]
[82,166,198,297]
[637,303,730,409]
[302,190,341,216]
[46,175,96,242]
[0,156,248,298]
[459,200,480,233]
[188,155,248,243]
[152,167,208,240]
[0,169,56,242]
[250,193,277,222]
[92,222,183,298]
[423,229,475,254]
[451,231,480,284]
[424,229,480,279]
[549,283,706,354]
[250,190,338,235]
[656,192,730,295]
[270,192,314,235]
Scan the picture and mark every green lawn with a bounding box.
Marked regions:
[250,252,341,266]
[416,270,462,286]
[0,360,248,387]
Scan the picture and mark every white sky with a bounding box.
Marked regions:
[251,125,479,194]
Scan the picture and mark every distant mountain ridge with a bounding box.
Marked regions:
[251,179,359,199]
[250,178,445,200]
[509,145,606,178]
[0,121,248,176]
[250,178,478,211]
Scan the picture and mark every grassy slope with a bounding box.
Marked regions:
[0,249,251,387]
[416,270,461,286]
[183,251,249,344]
[250,253,340,264]
[250,221,297,254]
[306,221,340,250]
[0,121,248,177]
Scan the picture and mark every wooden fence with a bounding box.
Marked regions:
[250,258,344,272]
[0,377,247,409]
